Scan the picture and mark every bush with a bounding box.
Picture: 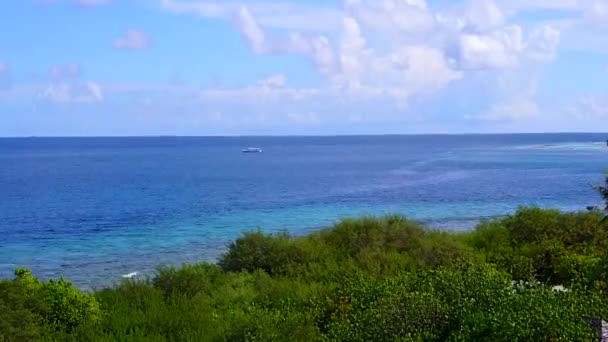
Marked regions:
[0,268,101,341]
[466,208,608,283]
[219,231,314,275]
[153,263,224,297]
[324,264,603,341]
[3,210,608,341]
[504,208,607,247]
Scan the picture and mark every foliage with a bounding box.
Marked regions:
[0,268,101,341]
[596,171,608,223]
[2,210,608,341]
[468,208,608,284]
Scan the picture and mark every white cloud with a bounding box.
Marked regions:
[400,46,463,91]
[160,0,342,31]
[456,0,560,70]
[236,7,266,53]
[161,0,566,110]
[336,17,367,88]
[499,0,580,13]
[41,64,103,104]
[464,0,506,32]
[344,0,435,34]
[459,23,560,69]
[526,26,561,62]
[18,0,588,132]
[459,26,524,69]
[232,5,337,75]
[238,13,461,103]
[43,82,103,104]
[160,0,562,80]
[113,30,150,50]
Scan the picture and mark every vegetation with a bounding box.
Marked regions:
[2,208,608,341]
[595,171,608,223]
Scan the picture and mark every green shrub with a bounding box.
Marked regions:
[3,210,608,341]
[0,280,43,341]
[319,215,425,256]
[219,231,314,275]
[504,208,607,247]
[153,263,223,297]
[465,209,608,283]
[0,269,101,341]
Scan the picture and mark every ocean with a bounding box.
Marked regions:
[1,134,606,289]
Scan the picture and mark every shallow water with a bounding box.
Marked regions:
[1,134,606,288]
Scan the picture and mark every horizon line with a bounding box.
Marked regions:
[0,132,607,139]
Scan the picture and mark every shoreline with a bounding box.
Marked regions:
[0,208,582,290]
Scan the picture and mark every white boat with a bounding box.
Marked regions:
[242,147,262,153]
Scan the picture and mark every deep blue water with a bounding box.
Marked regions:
[1,134,607,289]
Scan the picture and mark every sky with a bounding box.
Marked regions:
[0,0,607,136]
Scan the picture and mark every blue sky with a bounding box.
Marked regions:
[0,0,606,136]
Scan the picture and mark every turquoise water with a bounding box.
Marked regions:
[1,134,606,288]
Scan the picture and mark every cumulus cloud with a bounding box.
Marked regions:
[113,30,150,50]
[459,26,524,69]
[71,1,570,134]
[457,0,560,70]
[498,0,580,13]
[161,0,565,110]
[336,17,367,88]
[161,0,561,71]
[236,7,266,53]
[464,0,506,32]
[526,26,561,62]
[232,5,337,74]
[42,64,103,104]
[344,0,435,34]
[24,0,576,129]
[160,0,342,31]
[231,10,461,103]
